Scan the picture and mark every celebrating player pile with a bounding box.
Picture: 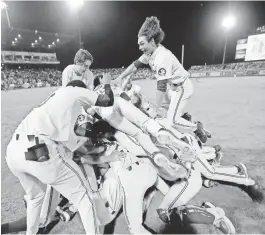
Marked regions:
[3,16,264,235]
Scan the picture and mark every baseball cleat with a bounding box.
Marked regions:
[181,112,192,122]
[236,163,248,177]
[58,206,77,222]
[240,180,264,203]
[194,121,208,143]
[214,145,222,153]
[37,217,60,234]
[202,202,236,234]
[203,179,219,188]
[212,152,223,166]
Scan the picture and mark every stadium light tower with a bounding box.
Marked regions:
[67,0,84,48]
[1,1,12,29]
[221,15,236,65]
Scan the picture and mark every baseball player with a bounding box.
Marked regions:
[83,120,236,234]
[57,121,236,234]
[114,16,208,143]
[4,77,114,235]
[3,120,236,235]
[62,49,94,90]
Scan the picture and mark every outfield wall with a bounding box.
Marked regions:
[190,69,265,78]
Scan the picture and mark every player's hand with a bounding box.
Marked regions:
[102,73,112,85]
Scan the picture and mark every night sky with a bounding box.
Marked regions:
[2,1,265,69]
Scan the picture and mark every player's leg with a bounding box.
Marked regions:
[95,169,124,226]
[114,131,148,156]
[39,185,61,228]
[195,154,255,186]
[115,96,197,162]
[47,154,99,234]
[157,168,202,221]
[117,158,157,234]
[7,135,99,235]
[166,79,196,129]
[15,172,47,234]
[114,131,189,182]
[156,169,236,234]
[101,107,160,156]
[166,80,208,143]
[6,139,47,235]
[1,217,27,234]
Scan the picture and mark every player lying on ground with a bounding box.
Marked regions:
[76,120,236,234]
[89,80,199,181]
[4,78,114,235]
[101,116,264,204]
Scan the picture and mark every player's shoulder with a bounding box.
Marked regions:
[63,64,74,71]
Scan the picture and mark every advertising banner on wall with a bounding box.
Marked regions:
[245,34,265,61]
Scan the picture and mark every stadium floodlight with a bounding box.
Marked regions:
[222,15,236,31]
[18,34,21,38]
[0,1,7,10]
[67,0,83,10]
[52,42,55,45]
[39,36,42,40]
[15,38,17,41]
[35,40,38,43]
[56,38,60,43]
[31,43,34,46]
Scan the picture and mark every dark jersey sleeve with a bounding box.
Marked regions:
[95,84,114,107]
[133,60,145,69]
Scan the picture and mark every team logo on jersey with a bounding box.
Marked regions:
[158,68,167,76]
[77,114,85,122]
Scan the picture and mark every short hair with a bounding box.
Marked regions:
[74,49,94,64]
[138,16,165,45]
[66,80,87,88]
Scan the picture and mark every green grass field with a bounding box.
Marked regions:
[1,76,265,234]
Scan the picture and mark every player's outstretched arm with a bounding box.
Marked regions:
[95,73,114,107]
[114,63,138,82]
[121,74,133,91]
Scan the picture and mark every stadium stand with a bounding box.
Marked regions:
[1,61,264,91]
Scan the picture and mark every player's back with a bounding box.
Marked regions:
[17,86,97,142]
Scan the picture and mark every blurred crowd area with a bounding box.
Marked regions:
[1,68,62,90]
[1,67,153,91]
[1,61,265,91]
[91,68,152,80]
[189,60,265,72]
